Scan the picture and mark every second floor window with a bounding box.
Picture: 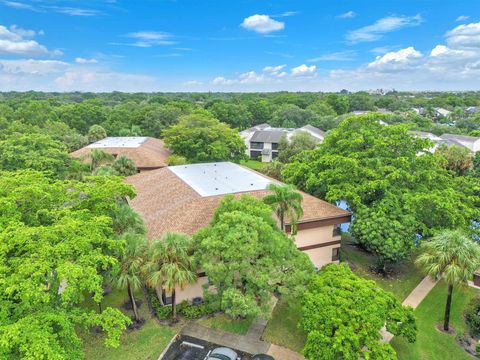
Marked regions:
[250,142,264,149]
[271,142,279,150]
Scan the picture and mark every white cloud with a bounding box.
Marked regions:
[3,1,38,11]
[337,11,356,19]
[368,47,422,69]
[456,15,470,22]
[0,25,61,56]
[446,22,480,49]
[430,45,475,59]
[123,31,175,47]
[0,58,156,91]
[263,64,287,77]
[75,57,98,64]
[308,50,356,62]
[346,14,423,43]
[291,64,317,77]
[240,15,285,34]
[47,7,99,17]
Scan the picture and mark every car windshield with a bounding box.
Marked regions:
[208,354,232,360]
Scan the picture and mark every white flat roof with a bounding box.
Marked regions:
[87,137,148,148]
[169,162,276,197]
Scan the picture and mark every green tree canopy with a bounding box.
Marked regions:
[0,171,136,359]
[283,114,479,267]
[301,264,416,360]
[0,133,73,178]
[277,131,318,164]
[163,111,246,163]
[88,124,107,143]
[195,195,313,318]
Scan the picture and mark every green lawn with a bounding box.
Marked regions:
[263,298,306,352]
[81,289,178,360]
[392,281,478,360]
[341,237,424,301]
[197,314,252,335]
[240,159,266,171]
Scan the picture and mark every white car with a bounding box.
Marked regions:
[205,347,239,360]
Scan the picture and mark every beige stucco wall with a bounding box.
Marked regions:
[175,276,209,304]
[294,225,341,269]
[303,245,340,269]
[294,225,337,248]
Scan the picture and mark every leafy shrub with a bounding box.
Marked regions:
[177,300,219,319]
[465,295,480,336]
[476,341,480,355]
[150,292,171,320]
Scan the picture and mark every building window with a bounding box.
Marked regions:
[271,142,279,150]
[272,151,279,159]
[332,247,340,261]
[333,226,342,237]
[250,150,262,159]
[250,142,264,150]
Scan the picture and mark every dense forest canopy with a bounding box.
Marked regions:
[1,91,480,155]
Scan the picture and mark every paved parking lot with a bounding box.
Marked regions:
[161,335,254,360]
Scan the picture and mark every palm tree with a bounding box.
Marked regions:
[116,232,148,322]
[145,232,197,322]
[85,149,114,172]
[416,229,480,331]
[112,203,146,237]
[263,183,303,233]
[112,155,137,176]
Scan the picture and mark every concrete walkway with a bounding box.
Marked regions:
[402,276,437,308]
[382,276,438,342]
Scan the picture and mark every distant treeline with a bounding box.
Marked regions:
[1,91,480,152]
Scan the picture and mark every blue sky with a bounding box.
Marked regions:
[0,0,479,91]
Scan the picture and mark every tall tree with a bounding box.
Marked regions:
[263,183,303,232]
[283,114,480,268]
[301,264,416,360]
[195,195,313,318]
[145,232,197,321]
[416,229,480,331]
[115,233,148,322]
[0,171,135,358]
[277,131,318,164]
[163,111,246,163]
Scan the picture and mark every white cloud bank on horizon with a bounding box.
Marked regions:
[2,21,480,92]
[207,21,480,92]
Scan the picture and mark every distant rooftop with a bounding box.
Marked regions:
[87,137,149,149]
[169,162,275,197]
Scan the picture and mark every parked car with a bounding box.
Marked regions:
[205,347,239,360]
[252,355,274,360]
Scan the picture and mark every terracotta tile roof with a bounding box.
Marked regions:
[71,137,170,170]
[126,165,351,239]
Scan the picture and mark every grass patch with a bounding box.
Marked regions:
[197,314,252,335]
[81,289,178,360]
[263,299,306,352]
[341,236,424,301]
[391,281,478,360]
[240,159,266,171]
